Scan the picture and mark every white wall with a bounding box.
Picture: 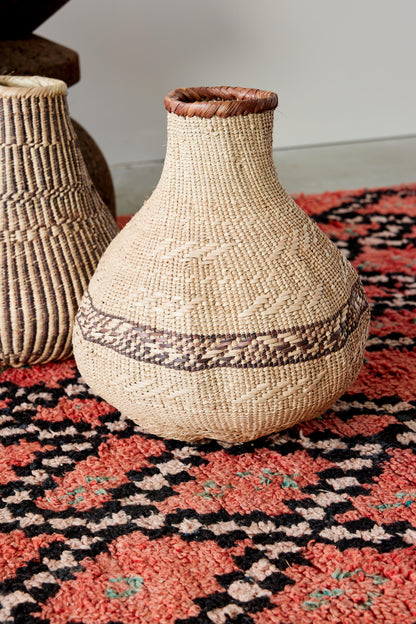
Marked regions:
[38,0,416,166]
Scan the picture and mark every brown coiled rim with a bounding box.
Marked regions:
[164,86,278,118]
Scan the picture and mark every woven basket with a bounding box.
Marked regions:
[73,86,370,442]
[0,75,119,366]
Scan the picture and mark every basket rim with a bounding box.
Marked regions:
[0,75,67,97]
[164,86,278,118]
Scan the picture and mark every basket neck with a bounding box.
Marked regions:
[0,90,74,147]
[0,90,85,197]
[160,110,276,201]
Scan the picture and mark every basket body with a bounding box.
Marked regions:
[0,76,119,366]
[73,87,370,442]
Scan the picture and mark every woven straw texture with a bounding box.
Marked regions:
[0,183,415,624]
[73,87,370,442]
[0,75,119,367]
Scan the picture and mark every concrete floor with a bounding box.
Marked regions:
[111,135,416,216]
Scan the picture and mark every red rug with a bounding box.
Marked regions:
[1,184,416,624]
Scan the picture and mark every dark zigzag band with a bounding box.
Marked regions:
[76,280,369,372]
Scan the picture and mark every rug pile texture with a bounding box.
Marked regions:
[1,184,416,624]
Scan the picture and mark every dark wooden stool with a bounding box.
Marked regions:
[0,0,116,218]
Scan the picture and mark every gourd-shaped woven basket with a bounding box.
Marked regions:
[73,86,370,442]
[0,75,119,366]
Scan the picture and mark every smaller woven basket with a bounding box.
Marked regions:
[73,86,370,442]
[0,75,119,367]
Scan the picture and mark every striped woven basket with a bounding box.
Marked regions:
[0,75,119,367]
[73,86,370,442]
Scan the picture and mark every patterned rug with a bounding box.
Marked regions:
[1,184,416,624]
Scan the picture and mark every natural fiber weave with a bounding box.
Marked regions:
[73,86,370,442]
[0,75,119,367]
